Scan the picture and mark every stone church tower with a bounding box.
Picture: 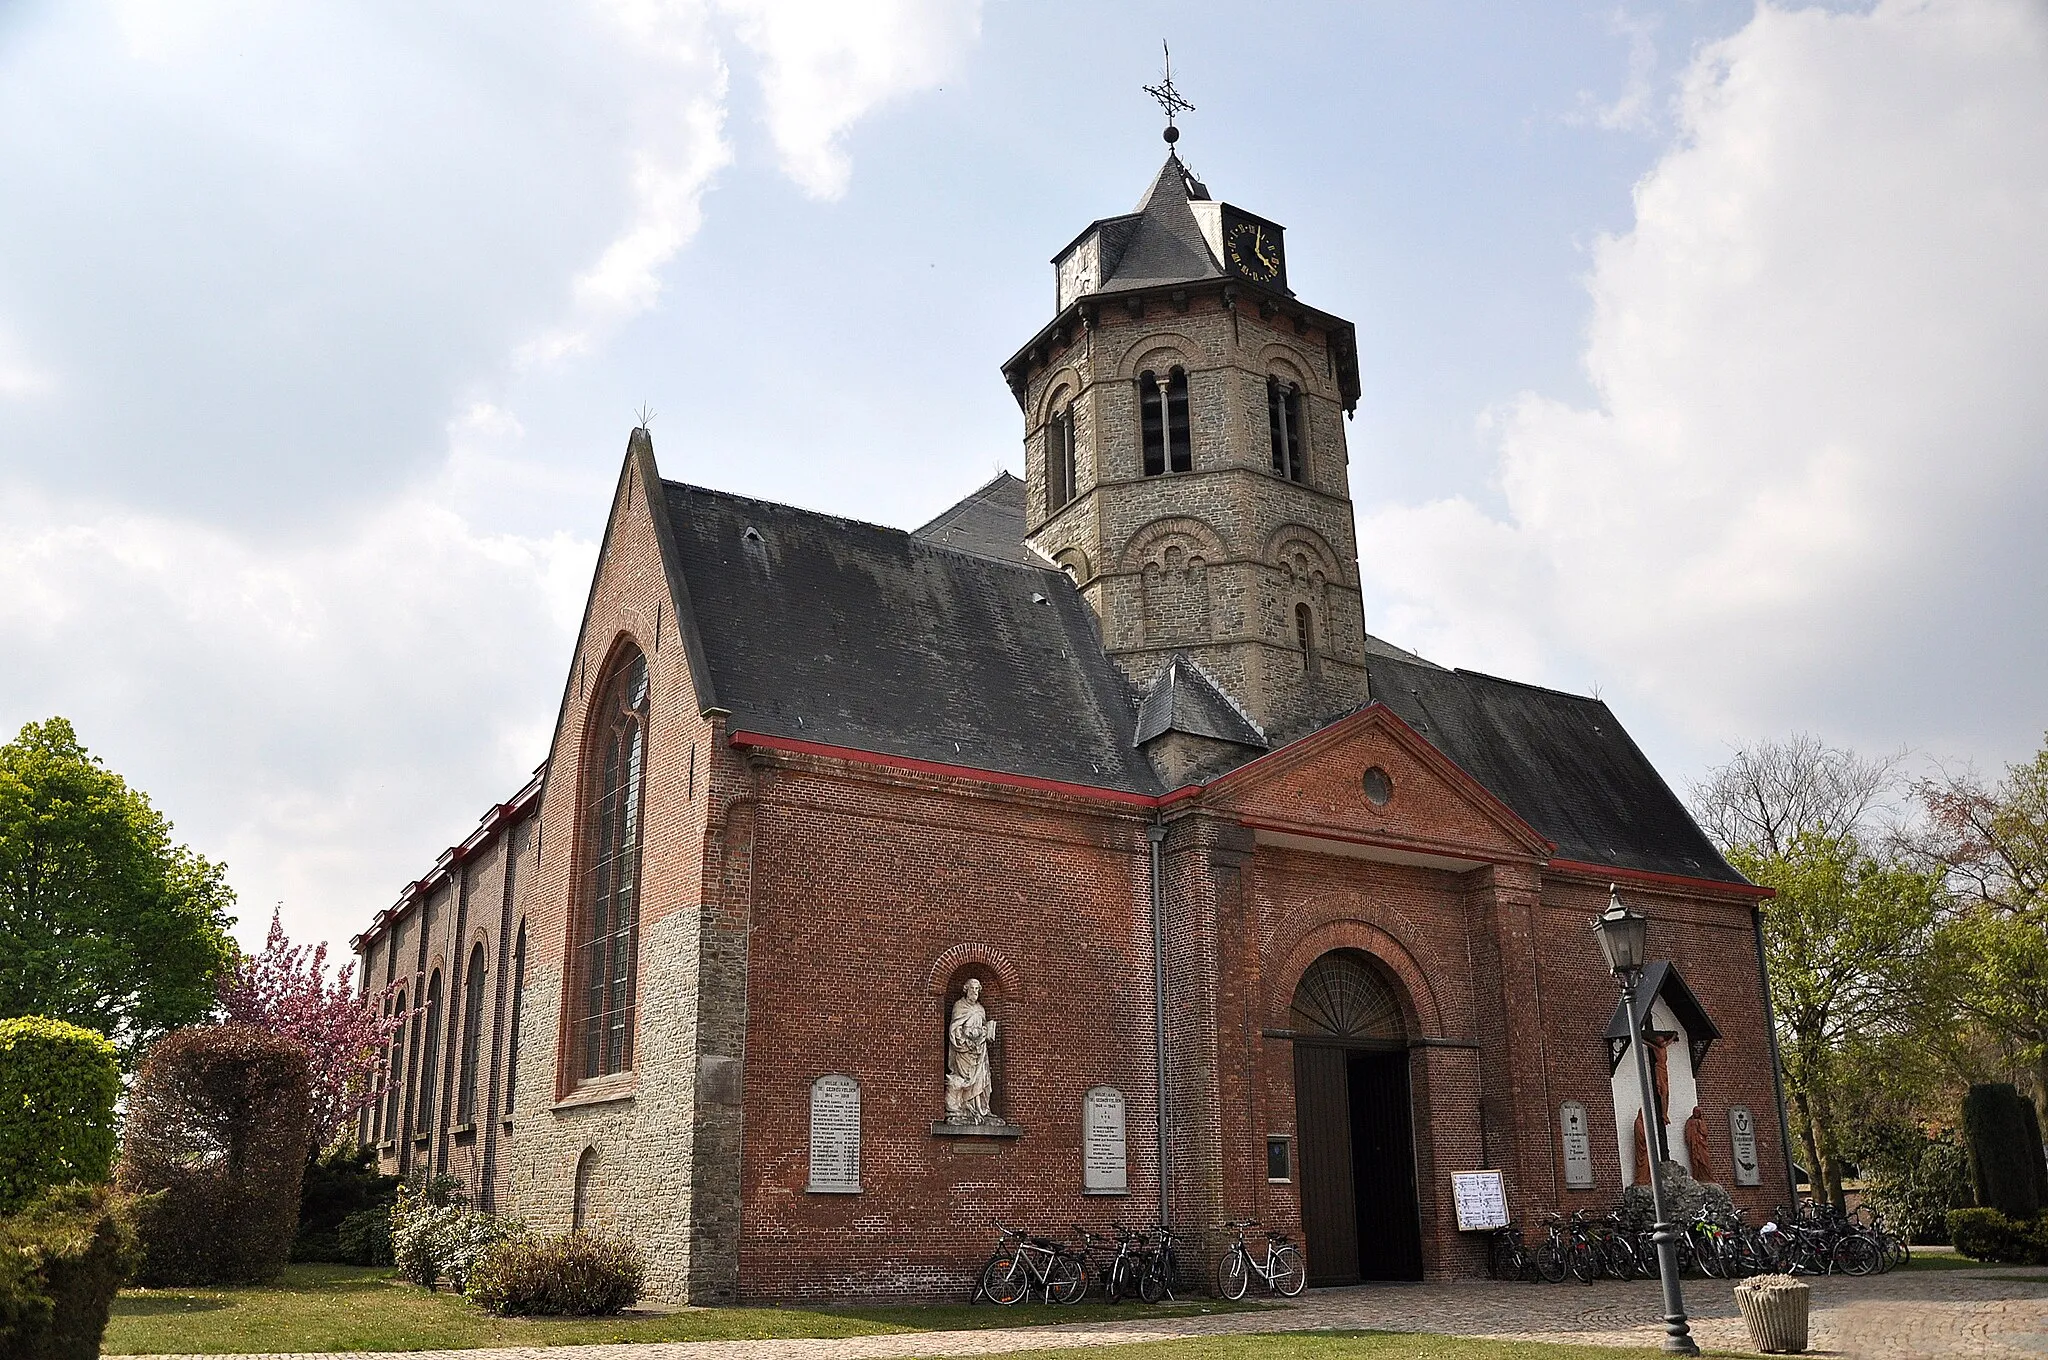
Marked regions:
[1003,149,1370,781]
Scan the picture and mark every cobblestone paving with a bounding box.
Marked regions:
[122,1266,2048,1360]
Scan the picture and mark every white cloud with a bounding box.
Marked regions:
[717,0,981,199]
[520,0,734,365]
[0,448,597,953]
[1363,0,2048,763]
[1569,7,1663,134]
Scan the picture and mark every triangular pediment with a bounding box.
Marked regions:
[1199,703,1554,868]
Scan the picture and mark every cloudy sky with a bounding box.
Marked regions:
[3,0,2044,956]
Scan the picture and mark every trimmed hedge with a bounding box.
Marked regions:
[1961,1083,2047,1219]
[1947,1206,2048,1265]
[115,1024,312,1285]
[0,1019,121,1214]
[0,1183,139,1360]
[467,1232,643,1316]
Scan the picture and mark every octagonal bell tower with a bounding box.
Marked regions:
[1002,145,1369,763]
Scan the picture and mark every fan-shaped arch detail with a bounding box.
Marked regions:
[1290,950,1404,1043]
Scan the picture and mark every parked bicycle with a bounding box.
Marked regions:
[1217,1219,1307,1298]
[977,1223,1087,1305]
[1138,1222,1185,1303]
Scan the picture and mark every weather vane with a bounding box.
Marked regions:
[1142,41,1193,145]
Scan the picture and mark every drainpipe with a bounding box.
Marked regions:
[1149,815,1170,1226]
[1752,903,1798,1209]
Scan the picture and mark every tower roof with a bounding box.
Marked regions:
[1096,154,1224,294]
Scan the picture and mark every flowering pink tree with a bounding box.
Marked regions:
[219,907,397,1150]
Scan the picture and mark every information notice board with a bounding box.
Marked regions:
[1450,1170,1509,1231]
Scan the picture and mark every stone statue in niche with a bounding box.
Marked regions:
[944,978,1000,1125]
[1684,1105,1717,1183]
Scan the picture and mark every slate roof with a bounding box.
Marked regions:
[911,473,1041,567]
[662,481,1160,795]
[1095,156,1224,294]
[1362,655,1745,884]
[1135,655,1267,749]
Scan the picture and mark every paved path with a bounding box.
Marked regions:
[124,1266,2048,1360]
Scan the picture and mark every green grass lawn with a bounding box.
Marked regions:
[103,1264,1261,1355]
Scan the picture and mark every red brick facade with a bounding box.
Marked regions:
[352,156,1791,1302]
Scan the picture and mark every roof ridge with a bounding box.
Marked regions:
[664,477,1061,578]
[910,470,1024,540]
[1440,663,1612,709]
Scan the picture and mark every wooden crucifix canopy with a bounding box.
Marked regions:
[1604,961,1721,1076]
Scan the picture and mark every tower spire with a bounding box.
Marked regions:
[1142,41,1194,146]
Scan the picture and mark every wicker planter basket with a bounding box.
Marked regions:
[1734,1274,1811,1354]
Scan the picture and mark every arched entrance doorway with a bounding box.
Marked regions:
[1290,950,1424,1283]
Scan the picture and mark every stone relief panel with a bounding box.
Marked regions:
[1082,1086,1128,1195]
[807,1075,861,1194]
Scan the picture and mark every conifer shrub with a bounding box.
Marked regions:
[0,1183,140,1360]
[1947,1207,2048,1265]
[115,1024,312,1285]
[293,1144,398,1262]
[466,1231,643,1316]
[335,1207,395,1266]
[0,1018,122,1214]
[1961,1083,2047,1219]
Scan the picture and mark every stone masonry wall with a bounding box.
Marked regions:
[1020,288,1370,738]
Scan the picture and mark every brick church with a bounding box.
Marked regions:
[352,145,1792,1302]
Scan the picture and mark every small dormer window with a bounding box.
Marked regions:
[1046,404,1078,513]
[1269,377,1304,483]
[1140,368,1192,476]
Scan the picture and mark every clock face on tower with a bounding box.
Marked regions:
[1224,216,1284,286]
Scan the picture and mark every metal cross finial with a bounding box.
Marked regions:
[1142,41,1194,145]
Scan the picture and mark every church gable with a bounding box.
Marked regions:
[1202,703,1552,868]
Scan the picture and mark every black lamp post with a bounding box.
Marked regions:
[1593,886,1698,1357]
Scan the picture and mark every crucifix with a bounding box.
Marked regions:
[1142,42,1195,145]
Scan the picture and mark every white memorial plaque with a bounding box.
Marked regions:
[1560,1100,1594,1188]
[808,1074,861,1193]
[1728,1105,1762,1187]
[1083,1086,1127,1194]
[1450,1170,1509,1231]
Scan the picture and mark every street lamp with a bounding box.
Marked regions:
[1593,886,1698,1357]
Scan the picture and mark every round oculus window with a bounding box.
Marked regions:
[1361,766,1393,806]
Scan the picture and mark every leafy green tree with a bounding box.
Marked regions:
[1731,832,1946,1211]
[1914,736,2048,1113]
[0,718,235,1064]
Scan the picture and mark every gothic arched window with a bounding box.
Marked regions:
[385,987,406,1139]
[1268,377,1304,482]
[1139,368,1192,476]
[1046,404,1078,513]
[416,969,443,1140]
[505,920,526,1114]
[574,646,650,1082]
[456,943,486,1126]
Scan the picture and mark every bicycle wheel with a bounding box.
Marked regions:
[1048,1252,1089,1304]
[1219,1249,1251,1300]
[982,1254,1031,1306]
[1888,1236,1910,1272]
[1271,1245,1307,1297]
[1138,1259,1168,1304]
[1567,1241,1601,1283]
[1533,1240,1568,1283]
[1488,1235,1519,1281]
[1833,1234,1879,1277]
[1695,1233,1727,1279]
[1601,1234,1641,1281]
